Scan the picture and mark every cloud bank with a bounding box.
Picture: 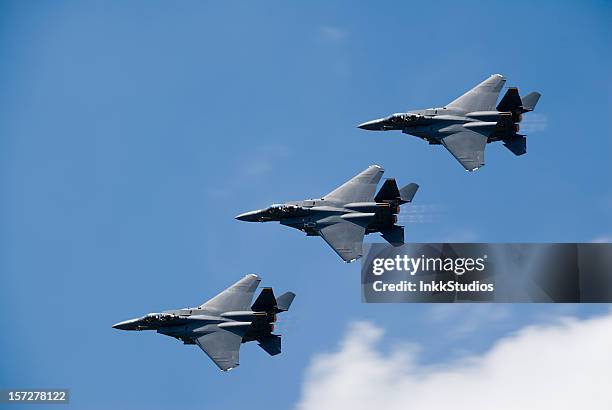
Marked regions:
[296,313,612,410]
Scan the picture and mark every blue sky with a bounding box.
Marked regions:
[1,1,611,409]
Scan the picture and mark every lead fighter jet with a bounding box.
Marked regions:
[358,74,541,171]
[113,274,295,371]
[236,165,418,262]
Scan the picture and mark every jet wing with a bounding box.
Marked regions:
[199,274,260,312]
[447,74,506,112]
[195,328,242,371]
[441,130,488,171]
[323,165,384,204]
[318,221,366,262]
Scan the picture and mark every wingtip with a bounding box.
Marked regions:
[222,364,239,372]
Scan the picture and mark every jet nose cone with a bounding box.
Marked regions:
[112,319,136,330]
[357,119,384,131]
[235,210,261,222]
[357,121,371,130]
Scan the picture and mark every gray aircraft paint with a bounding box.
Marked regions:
[357,74,541,171]
[236,165,419,262]
[113,274,295,372]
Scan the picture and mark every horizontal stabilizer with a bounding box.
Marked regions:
[399,183,419,203]
[381,225,404,246]
[275,292,295,312]
[496,87,522,112]
[251,287,276,312]
[258,335,281,356]
[521,92,541,111]
[503,136,527,156]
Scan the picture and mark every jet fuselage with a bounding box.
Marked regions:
[235,199,399,237]
[113,275,294,371]
[357,75,541,171]
[112,308,275,345]
[358,107,518,145]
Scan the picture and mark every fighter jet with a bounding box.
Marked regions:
[236,165,418,262]
[358,74,541,171]
[112,274,295,372]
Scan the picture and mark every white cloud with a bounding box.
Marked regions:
[296,314,612,410]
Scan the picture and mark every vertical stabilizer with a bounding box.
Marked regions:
[521,92,541,111]
[399,183,419,204]
[275,292,295,312]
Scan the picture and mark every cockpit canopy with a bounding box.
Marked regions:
[259,203,305,220]
[142,313,162,323]
[269,204,286,210]
[386,112,421,124]
[267,204,299,212]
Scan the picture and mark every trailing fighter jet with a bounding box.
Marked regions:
[235,165,418,262]
[357,74,541,171]
[112,274,295,372]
